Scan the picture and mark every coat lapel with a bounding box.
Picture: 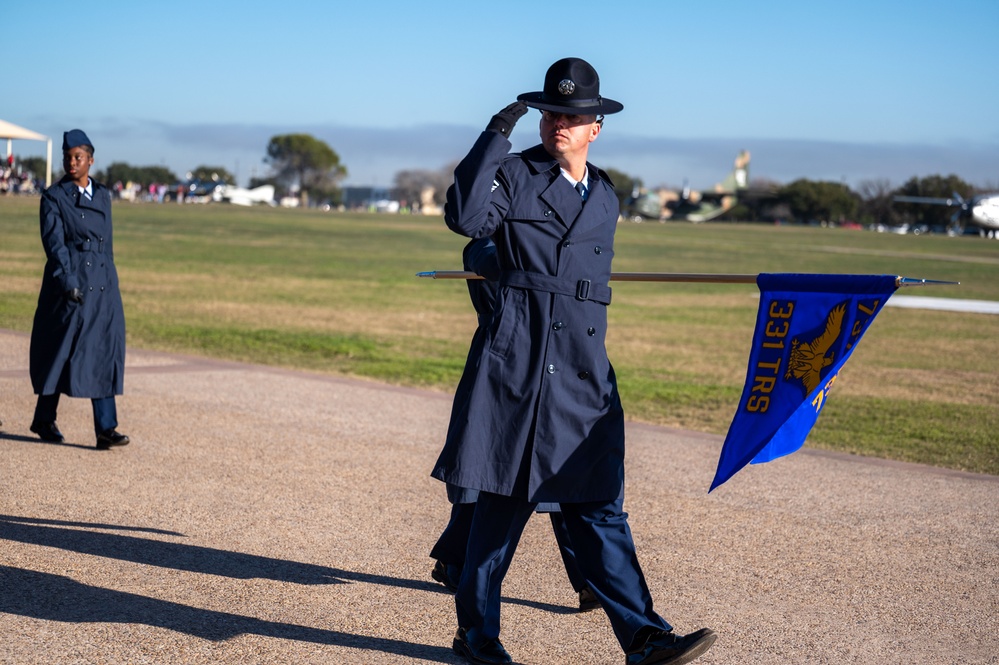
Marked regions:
[58,179,102,212]
[565,167,615,239]
[521,146,614,235]
[539,176,583,232]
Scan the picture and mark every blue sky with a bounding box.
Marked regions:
[4,0,997,189]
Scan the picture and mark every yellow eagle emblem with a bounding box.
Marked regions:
[784,303,846,394]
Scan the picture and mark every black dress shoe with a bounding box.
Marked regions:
[453,627,512,665]
[625,628,717,665]
[30,421,64,443]
[432,560,460,592]
[96,429,130,450]
[578,585,600,612]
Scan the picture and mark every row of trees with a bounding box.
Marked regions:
[731,174,988,227]
[28,133,347,206]
[25,130,990,224]
[93,163,237,190]
[392,162,991,227]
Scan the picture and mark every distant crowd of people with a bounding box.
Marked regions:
[111,181,174,202]
[1,155,42,195]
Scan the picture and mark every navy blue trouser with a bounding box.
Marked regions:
[455,491,672,652]
[34,393,118,435]
[431,501,588,593]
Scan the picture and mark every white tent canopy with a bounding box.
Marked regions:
[1,119,52,187]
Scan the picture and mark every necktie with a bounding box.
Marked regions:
[575,182,587,200]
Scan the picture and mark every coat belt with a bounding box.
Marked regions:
[501,270,612,305]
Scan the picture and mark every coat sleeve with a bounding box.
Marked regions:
[39,192,78,293]
[444,131,514,239]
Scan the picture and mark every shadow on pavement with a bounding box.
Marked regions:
[0,514,438,588]
[0,431,98,450]
[0,515,575,615]
[0,565,458,661]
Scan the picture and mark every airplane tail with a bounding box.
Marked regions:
[716,150,750,194]
[682,150,750,223]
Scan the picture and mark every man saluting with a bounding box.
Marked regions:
[432,58,717,665]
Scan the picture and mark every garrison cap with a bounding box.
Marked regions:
[62,129,94,151]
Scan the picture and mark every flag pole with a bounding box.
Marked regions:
[416,271,959,286]
[895,276,961,287]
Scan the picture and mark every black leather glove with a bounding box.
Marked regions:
[486,101,529,137]
[66,288,84,304]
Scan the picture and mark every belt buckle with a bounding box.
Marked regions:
[575,279,591,301]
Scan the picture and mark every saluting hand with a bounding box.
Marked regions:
[486,101,529,137]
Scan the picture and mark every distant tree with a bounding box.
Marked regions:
[95,162,174,187]
[779,179,858,225]
[726,177,782,221]
[855,179,900,226]
[249,175,281,189]
[17,156,47,179]
[893,174,974,227]
[188,165,235,184]
[138,166,177,185]
[393,163,456,208]
[604,167,642,209]
[98,161,139,186]
[265,133,347,206]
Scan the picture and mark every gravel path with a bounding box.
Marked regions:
[1,329,995,665]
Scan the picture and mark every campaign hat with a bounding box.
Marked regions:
[62,129,94,151]
[517,57,623,116]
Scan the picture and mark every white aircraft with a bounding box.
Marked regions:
[893,193,999,238]
[220,184,275,206]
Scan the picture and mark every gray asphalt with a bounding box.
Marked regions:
[1,329,996,665]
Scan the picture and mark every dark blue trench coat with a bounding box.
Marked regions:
[30,177,126,398]
[431,131,626,504]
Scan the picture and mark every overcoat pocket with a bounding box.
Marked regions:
[488,287,526,360]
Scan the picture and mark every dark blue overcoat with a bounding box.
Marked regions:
[431,131,626,503]
[30,177,126,398]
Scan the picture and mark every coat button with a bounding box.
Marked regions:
[594,246,602,254]
[552,321,563,330]
[578,371,590,379]
[547,364,556,374]
[562,240,570,247]
[88,286,94,291]
[86,261,91,267]
[544,209,553,217]
[587,327,596,336]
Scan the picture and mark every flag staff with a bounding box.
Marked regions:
[416,271,959,287]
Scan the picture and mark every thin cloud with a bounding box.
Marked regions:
[8,117,997,190]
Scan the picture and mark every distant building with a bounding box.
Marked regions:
[342,186,392,211]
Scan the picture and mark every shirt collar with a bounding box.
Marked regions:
[77,178,93,198]
[560,167,589,193]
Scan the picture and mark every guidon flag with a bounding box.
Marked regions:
[710,273,899,491]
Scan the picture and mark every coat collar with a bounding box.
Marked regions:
[55,176,104,210]
[522,144,615,235]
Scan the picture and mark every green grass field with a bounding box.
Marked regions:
[2,196,997,474]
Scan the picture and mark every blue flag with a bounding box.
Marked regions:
[709,274,898,491]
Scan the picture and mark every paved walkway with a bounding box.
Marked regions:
[887,295,999,314]
[1,329,996,664]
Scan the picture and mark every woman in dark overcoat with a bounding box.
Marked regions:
[29,129,129,449]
